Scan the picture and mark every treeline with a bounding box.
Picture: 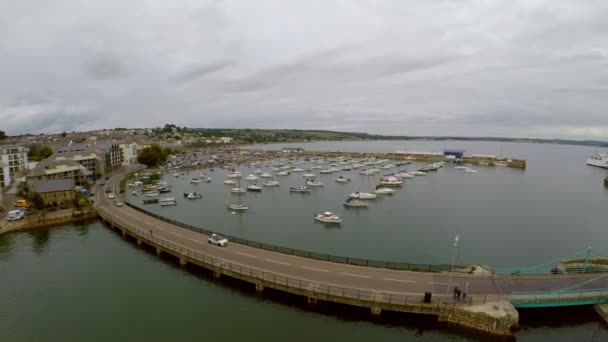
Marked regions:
[137,143,175,167]
[27,144,53,161]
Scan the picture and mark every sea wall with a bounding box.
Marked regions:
[438,301,519,336]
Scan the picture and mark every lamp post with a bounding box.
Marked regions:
[447,234,460,294]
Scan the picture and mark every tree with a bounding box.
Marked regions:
[40,146,53,158]
[28,144,41,159]
[0,130,6,140]
[61,132,67,138]
[137,143,169,168]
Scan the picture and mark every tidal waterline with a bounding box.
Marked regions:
[1,222,607,341]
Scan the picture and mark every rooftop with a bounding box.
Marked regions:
[32,178,74,193]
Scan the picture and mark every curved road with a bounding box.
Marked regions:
[96,168,608,302]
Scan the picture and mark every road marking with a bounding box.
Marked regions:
[428,282,459,286]
[188,237,204,243]
[384,278,416,283]
[302,266,329,273]
[340,272,371,278]
[265,258,290,266]
[235,251,257,258]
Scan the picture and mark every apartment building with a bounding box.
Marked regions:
[26,158,91,188]
[0,161,11,188]
[0,145,28,178]
[96,142,123,174]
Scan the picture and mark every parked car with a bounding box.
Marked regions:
[7,210,25,221]
[107,193,115,199]
[208,233,228,247]
[14,200,29,208]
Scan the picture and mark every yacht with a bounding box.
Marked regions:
[374,186,395,194]
[227,171,242,178]
[343,196,368,207]
[227,202,248,211]
[223,179,235,185]
[454,165,468,170]
[319,169,333,174]
[289,185,311,193]
[335,176,350,183]
[328,167,342,172]
[262,179,280,186]
[303,173,316,178]
[260,173,273,178]
[292,168,305,172]
[276,171,290,176]
[190,178,202,184]
[159,197,177,206]
[245,174,258,181]
[380,176,403,187]
[231,187,246,193]
[184,192,202,199]
[393,171,414,178]
[314,211,342,224]
[587,153,608,169]
[464,168,478,173]
[349,191,377,200]
[145,191,160,197]
[246,184,262,192]
[306,180,324,187]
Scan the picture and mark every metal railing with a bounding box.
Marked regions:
[123,201,461,273]
[98,206,488,308]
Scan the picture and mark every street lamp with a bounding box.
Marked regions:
[447,234,460,294]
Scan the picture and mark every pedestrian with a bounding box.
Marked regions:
[457,288,461,300]
[453,287,458,299]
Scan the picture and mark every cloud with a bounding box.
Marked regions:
[0,0,607,139]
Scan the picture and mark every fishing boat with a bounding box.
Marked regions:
[343,196,368,207]
[159,197,177,206]
[246,184,262,192]
[314,211,342,224]
[306,180,324,187]
[289,185,311,193]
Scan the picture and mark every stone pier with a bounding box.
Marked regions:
[438,301,519,337]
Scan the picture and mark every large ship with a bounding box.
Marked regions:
[587,152,608,168]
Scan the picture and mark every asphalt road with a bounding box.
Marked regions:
[97,168,608,301]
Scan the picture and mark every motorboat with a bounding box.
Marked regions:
[349,191,376,200]
[464,168,478,173]
[172,172,180,177]
[314,211,342,224]
[380,176,403,187]
[306,180,323,187]
[190,178,202,184]
[254,169,262,174]
[145,191,160,197]
[131,190,141,196]
[158,187,171,193]
[303,173,316,178]
[143,198,158,204]
[133,181,143,186]
[374,186,395,195]
[319,169,333,174]
[184,192,202,199]
[454,165,468,170]
[276,171,290,176]
[227,171,242,178]
[292,168,305,172]
[246,184,262,192]
[341,166,352,171]
[223,179,235,185]
[587,152,608,168]
[227,202,248,211]
[381,164,396,169]
[260,173,273,178]
[359,169,375,175]
[393,172,414,178]
[343,196,368,207]
[411,171,427,176]
[335,176,350,183]
[159,197,177,206]
[231,187,246,193]
[262,180,280,186]
[289,185,311,193]
[328,167,342,172]
[245,174,258,181]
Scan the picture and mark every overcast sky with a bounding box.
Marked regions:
[1,0,607,139]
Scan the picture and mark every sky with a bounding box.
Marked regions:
[1,0,608,139]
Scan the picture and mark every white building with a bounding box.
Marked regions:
[0,161,11,188]
[0,145,28,179]
[217,137,233,144]
[120,143,139,166]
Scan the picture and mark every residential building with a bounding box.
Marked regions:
[0,145,28,178]
[32,178,75,206]
[0,161,10,188]
[95,142,123,174]
[119,143,138,166]
[53,151,102,181]
[56,142,89,154]
[26,158,91,188]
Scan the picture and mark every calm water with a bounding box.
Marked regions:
[1,222,607,341]
[127,140,608,267]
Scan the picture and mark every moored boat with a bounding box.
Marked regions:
[246,184,262,192]
[343,196,368,207]
[587,153,608,169]
[289,185,311,193]
[159,197,177,206]
[314,211,342,224]
[349,191,376,200]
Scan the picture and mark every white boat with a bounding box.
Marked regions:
[262,180,280,186]
[314,211,342,224]
[335,176,350,183]
[184,192,202,199]
[260,173,273,178]
[312,165,323,170]
[131,190,141,196]
[292,168,305,172]
[223,179,235,185]
[464,168,478,173]
[303,173,316,178]
[245,174,258,181]
[276,171,290,176]
[343,197,368,207]
[254,169,262,174]
[393,172,414,178]
[190,178,202,184]
[289,185,311,193]
[494,162,508,167]
[246,184,262,192]
[349,191,376,200]
[231,187,246,193]
[306,180,323,187]
[227,202,248,211]
[172,172,180,177]
[145,191,160,197]
[381,164,395,169]
[374,187,395,195]
[328,167,342,172]
[411,171,427,176]
[133,181,143,186]
[159,197,177,206]
[454,165,468,170]
[380,176,403,187]
[319,169,333,174]
[227,171,242,178]
[587,153,608,168]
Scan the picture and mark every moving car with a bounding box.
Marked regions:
[114,201,124,207]
[208,233,228,247]
[107,193,115,199]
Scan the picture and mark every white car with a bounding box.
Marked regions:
[7,210,25,222]
[107,193,115,199]
[114,201,124,207]
[208,233,228,247]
